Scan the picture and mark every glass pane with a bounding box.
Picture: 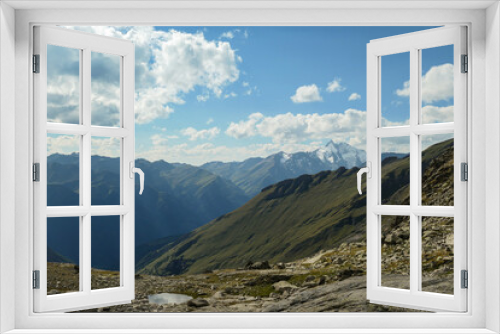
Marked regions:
[47,44,80,124]
[381,137,410,205]
[421,45,454,124]
[47,217,80,295]
[421,134,454,206]
[91,216,121,290]
[91,52,121,127]
[381,215,410,290]
[47,134,80,206]
[421,217,454,295]
[91,137,121,206]
[381,52,410,127]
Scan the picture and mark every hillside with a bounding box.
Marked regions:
[139,139,453,276]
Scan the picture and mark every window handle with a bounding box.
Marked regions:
[357,162,371,195]
[129,161,145,195]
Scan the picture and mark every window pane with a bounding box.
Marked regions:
[381,215,410,290]
[47,134,80,206]
[421,134,454,206]
[47,44,80,124]
[421,217,454,295]
[47,217,80,295]
[381,137,410,205]
[91,52,121,127]
[421,45,454,124]
[91,137,121,206]
[381,52,410,127]
[91,216,121,290]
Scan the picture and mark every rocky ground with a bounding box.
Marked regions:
[49,227,453,313]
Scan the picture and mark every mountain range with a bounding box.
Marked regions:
[201,140,367,197]
[47,140,407,271]
[137,139,453,276]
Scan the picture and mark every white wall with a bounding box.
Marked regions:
[486,2,500,333]
[0,2,16,333]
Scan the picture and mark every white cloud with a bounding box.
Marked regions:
[137,141,323,166]
[152,126,167,132]
[224,92,237,99]
[91,137,121,157]
[291,84,322,103]
[151,134,169,146]
[225,113,264,139]
[326,78,346,93]
[197,94,210,102]
[396,63,453,103]
[220,31,234,39]
[66,26,240,124]
[181,127,220,141]
[421,105,454,124]
[206,118,214,125]
[242,82,249,87]
[226,109,367,149]
[348,93,361,101]
[47,134,79,156]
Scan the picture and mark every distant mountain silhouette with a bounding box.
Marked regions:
[47,154,250,270]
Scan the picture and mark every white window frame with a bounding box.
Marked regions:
[33,26,136,312]
[0,1,498,333]
[366,26,467,312]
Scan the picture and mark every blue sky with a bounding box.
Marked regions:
[47,26,454,165]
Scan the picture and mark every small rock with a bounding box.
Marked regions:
[272,281,297,293]
[275,262,286,269]
[187,299,209,308]
[302,281,318,288]
[269,292,280,298]
[212,291,226,299]
[305,275,316,282]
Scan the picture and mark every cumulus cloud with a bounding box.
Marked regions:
[181,127,220,141]
[91,137,121,157]
[151,134,169,146]
[46,45,80,124]
[226,109,367,149]
[348,93,361,101]
[396,63,453,103]
[197,94,210,102]
[224,92,237,99]
[326,78,346,93]
[66,26,240,124]
[137,141,323,166]
[220,31,234,39]
[47,134,79,156]
[206,118,214,125]
[225,112,264,139]
[422,105,454,124]
[291,84,322,103]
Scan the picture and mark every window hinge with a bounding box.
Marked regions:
[461,162,468,181]
[461,270,468,289]
[33,270,40,289]
[461,54,468,73]
[33,163,40,182]
[33,54,40,73]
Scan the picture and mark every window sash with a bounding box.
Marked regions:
[366,26,468,312]
[32,26,136,313]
